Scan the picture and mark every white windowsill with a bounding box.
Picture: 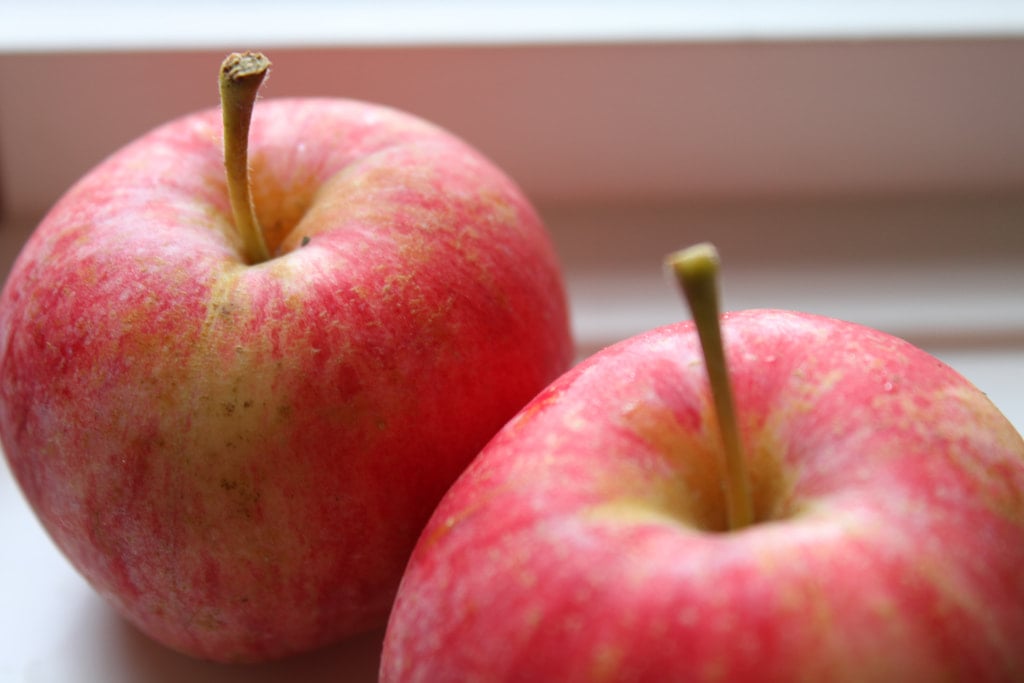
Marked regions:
[3,1,1024,52]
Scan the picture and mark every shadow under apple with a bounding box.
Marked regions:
[52,592,383,683]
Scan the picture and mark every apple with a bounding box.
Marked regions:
[381,244,1024,681]
[0,53,573,662]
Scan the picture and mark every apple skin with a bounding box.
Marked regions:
[0,98,573,662]
[381,309,1024,682]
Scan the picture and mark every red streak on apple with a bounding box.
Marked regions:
[0,98,573,661]
[382,310,1024,681]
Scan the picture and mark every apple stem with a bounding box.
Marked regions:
[219,51,272,265]
[666,243,754,531]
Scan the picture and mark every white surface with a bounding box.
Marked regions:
[2,0,1024,52]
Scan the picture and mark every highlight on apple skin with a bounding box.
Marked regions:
[381,304,1024,681]
[0,53,574,662]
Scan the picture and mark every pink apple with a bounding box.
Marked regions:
[0,53,573,662]
[381,262,1024,679]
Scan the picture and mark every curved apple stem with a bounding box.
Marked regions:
[666,243,754,531]
[219,51,271,264]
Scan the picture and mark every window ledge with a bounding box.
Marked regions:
[3,1,1024,53]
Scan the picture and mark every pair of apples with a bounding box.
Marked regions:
[1,53,1022,680]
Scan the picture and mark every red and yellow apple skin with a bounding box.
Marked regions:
[0,98,573,662]
[381,310,1024,682]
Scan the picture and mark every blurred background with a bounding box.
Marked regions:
[1,2,1022,681]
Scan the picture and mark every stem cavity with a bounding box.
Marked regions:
[219,51,272,265]
[666,243,754,531]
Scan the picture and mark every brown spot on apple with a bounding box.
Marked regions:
[247,149,321,256]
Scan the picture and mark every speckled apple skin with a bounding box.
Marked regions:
[0,98,573,662]
[382,310,1024,682]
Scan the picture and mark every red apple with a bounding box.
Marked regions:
[381,245,1024,681]
[0,53,573,662]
